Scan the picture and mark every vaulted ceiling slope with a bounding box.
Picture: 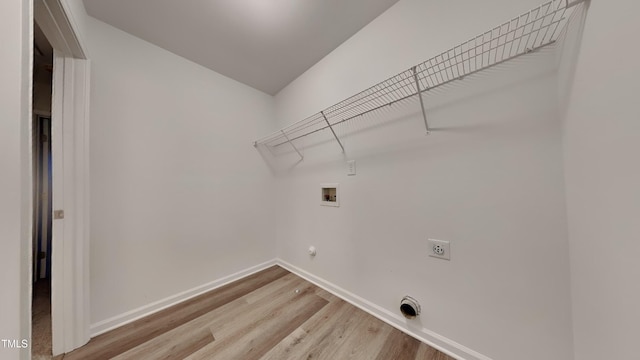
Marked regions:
[83,0,400,95]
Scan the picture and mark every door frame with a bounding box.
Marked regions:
[34,0,90,355]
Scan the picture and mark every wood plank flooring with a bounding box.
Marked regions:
[60,266,455,360]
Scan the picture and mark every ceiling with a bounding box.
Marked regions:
[83,0,400,95]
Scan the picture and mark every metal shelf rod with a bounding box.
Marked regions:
[267,37,557,148]
[255,0,581,153]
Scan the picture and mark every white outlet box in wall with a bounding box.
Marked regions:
[428,239,450,260]
[320,183,339,207]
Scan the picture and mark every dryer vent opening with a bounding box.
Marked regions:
[400,296,421,319]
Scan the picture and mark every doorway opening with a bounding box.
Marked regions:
[33,0,91,354]
[32,21,54,360]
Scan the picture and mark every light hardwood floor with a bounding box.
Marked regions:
[59,266,454,360]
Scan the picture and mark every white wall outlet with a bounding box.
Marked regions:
[347,160,356,176]
[428,239,450,260]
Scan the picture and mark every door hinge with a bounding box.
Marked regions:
[54,209,64,220]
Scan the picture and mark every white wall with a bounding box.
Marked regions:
[561,1,640,359]
[274,1,574,359]
[83,17,278,327]
[0,0,32,359]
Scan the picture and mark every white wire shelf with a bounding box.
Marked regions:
[254,0,585,158]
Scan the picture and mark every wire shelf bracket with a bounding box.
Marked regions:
[254,0,587,156]
[412,66,430,134]
[321,111,345,153]
[281,129,303,160]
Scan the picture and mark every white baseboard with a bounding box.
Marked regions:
[89,259,278,337]
[275,259,492,360]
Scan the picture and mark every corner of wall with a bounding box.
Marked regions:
[560,1,640,359]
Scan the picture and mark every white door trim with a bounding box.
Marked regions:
[34,0,85,59]
[35,0,90,355]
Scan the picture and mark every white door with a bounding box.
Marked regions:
[50,51,91,355]
[50,50,66,355]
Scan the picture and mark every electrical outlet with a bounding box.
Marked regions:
[428,239,450,260]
